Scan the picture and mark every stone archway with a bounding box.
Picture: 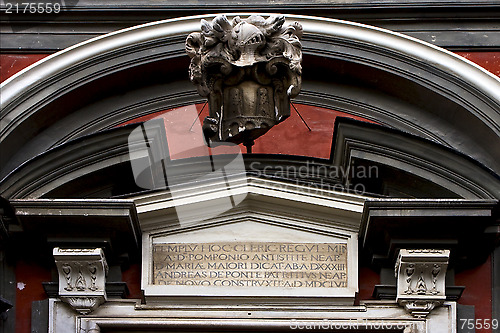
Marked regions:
[2,13,500,180]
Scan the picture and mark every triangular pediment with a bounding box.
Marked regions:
[134,176,366,233]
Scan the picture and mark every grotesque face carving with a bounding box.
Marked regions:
[186,15,302,147]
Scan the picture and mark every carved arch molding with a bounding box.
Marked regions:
[1,13,500,182]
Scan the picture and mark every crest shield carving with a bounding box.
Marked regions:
[185,14,303,147]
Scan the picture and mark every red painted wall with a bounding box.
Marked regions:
[455,256,493,333]
[15,261,52,333]
[122,263,143,300]
[119,103,375,159]
[357,267,380,301]
[0,54,48,82]
[456,52,500,77]
[4,51,500,332]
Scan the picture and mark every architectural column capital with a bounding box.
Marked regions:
[395,249,450,318]
[53,248,108,314]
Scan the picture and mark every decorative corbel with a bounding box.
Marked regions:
[395,249,450,318]
[185,14,303,149]
[53,248,108,314]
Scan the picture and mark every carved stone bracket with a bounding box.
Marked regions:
[185,14,302,146]
[395,249,450,318]
[53,248,108,315]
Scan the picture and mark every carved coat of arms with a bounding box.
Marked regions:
[186,15,303,148]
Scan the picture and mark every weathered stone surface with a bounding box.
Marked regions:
[153,242,347,288]
[185,15,302,145]
[395,249,450,318]
[142,217,358,303]
[53,248,108,314]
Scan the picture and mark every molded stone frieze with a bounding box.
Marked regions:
[185,14,302,146]
[53,248,108,314]
[395,249,450,318]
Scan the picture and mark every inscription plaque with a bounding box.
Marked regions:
[153,242,347,288]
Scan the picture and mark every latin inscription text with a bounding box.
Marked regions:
[152,242,348,288]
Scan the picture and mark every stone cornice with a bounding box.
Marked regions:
[360,198,499,269]
[7,198,141,262]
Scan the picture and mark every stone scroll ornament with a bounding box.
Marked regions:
[185,15,303,150]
